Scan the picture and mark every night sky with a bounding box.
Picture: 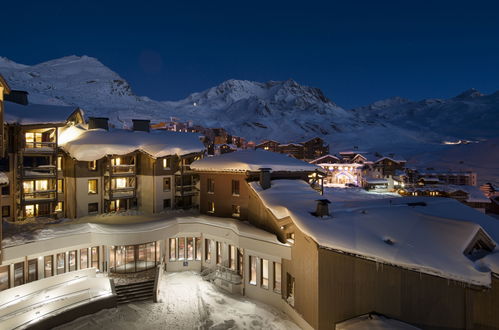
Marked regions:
[3,0,499,108]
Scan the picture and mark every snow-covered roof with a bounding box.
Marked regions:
[405,185,490,203]
[4,102,81,125]
[250,179,499,286]
[59,125,204,161]
[365,178,388,184]
[190,149,321,173]
[375,156,406,163]
[310,154,340,164]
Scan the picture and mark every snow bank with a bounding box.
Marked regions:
[0,172,9,185]
[59,125,204,161]
[250,180,499,286]
[4,102,79,125]
[191,149,321,172]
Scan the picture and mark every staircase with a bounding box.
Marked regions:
[114,280,155,305]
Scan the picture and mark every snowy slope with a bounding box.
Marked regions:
[1,55,498,183]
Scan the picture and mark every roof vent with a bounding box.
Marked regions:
[312,199,331,218]
[88,117,109,131]
[259,168,272,190]
[384,238,394,246]
[132,119,151,132]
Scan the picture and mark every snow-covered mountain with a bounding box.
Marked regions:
[1,55,498,184]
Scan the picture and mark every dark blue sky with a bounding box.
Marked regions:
[3,0,499,108]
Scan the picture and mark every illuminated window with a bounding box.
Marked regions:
[25,205,35,218]
[113,178,127,189]
[162,158,171,169]
[232,205,241,217]
[112,157,121,166]
[178,237,185,260]
[216,242,222,265]
[69,251,77,272]
[88,160,97,171]
[54,201,63,212]
[23,181,34,193]
[249,256,257,285]
[44,255,53,277]
[56,253,66,274]
[57,157,63,171]
[207,178,215,193]
[27,259,38,282]
[80,248,89,269]
[163,178,171,191]
[91,246,99,269]
[274,262,282,293]
[88,179,98,194]
[208,201,215,213]
[57,179,63,193]
[187,237,194,260]
[229,245,236,270]
[169,238,177,261]
[35,180,48,191]
[261,259,269,289]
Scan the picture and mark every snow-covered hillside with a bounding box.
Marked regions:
[1,55,498,184]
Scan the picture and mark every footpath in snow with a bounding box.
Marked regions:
[55,271,300,330]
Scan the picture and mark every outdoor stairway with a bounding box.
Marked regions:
[114,280,155,305]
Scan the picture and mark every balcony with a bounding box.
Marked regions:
[22,190,57,202]
[21,165,57,178]
[108,164,136,176]
[105,187,136,200]
[23,141,57,153]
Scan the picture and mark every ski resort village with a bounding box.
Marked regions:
[0,66,499,330]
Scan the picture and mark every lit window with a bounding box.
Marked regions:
[195,237,201,261]
[56,253,66,275]
[88,160,97,171]
[232,205,241,217]
[178,238,185,260]
[25,205,35,218]
[249,256,257,285]
[112,157,121,166]
[229,245,236,270]
[23,181,34,193]
[114,178,127,189]
[35,179,48,191]
[54,201,63,212]
[208,201,215,213]
[169,238,177,261]
[57,179,63,193]
[261,259,269,289]
[216,242,222,265]
[187,237,194,260]
[205,239,212,262]
[44,255,53,278]
[88,179,98,194]
[57,157,63,171]
[80,248,89,269]
[69,251,77,272]
[91,247,99,269]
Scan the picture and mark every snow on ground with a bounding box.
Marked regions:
[55,271,300,330]
[323,186,400,202]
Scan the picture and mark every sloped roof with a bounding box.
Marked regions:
[250,179,499,286]
[191,149,321,173]
[4,102,83,125]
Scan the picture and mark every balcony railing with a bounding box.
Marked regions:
[23,141,57,152]
[22,190,57,202]
[21,165,57,178]
[108,164,136,175]
[105,187,136,199]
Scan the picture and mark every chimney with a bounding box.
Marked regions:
[259,168,272,190]
[313,199,331,218]
[132,119,151,132]
[88,117,109,130]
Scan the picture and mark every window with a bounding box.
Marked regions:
[112,157,121,166]
[163,158,171,169]
[205,239,211,262]
[187,237,194,260]
[69,250,77,272]
[57,253,66,274]
[163,178,171,192]
[229,245,236,270]
[286,273,295,306]
[0,265,9,291]
[25,132,42,147]
[169,238,177,261]
[216,242,222,265]
[231,205,241,217]
[88,203,99,214]
[44,255,53,278]
[232,180,240,196]
[14,262,24,287]
[91,247,99,269]
[28,259,38,283]
[1,184,9,195]
[261,259,269,289]
[195,237,201,261]
[249,256,257,285]
[163,199,171,210]
[237,249,244,277]
[54,202,63,213]
[273,262,282,293]
[178,237,185,260]
[2,206,10,218]
[286,232,295,244]
[88,160,97,171]
[88,179,98,194]
[208,201,215,213]
[207,178,215,193]
[109,242,158,273]
[80,248,89,269]
[57,179,63,193]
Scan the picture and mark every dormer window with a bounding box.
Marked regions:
[163,158,171,169]
[88,160,97,171]
[464,229,495,261]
